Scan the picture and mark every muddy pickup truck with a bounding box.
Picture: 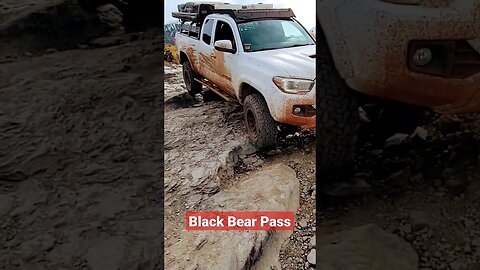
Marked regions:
[315,0,480,178]
[173,2,315,148]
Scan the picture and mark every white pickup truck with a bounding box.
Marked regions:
[173,2,315,148]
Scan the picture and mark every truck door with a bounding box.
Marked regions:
[198,18,215,77]
[199,18,238,96]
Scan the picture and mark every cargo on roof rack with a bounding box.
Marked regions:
[171,2,295,23]
[177,2,274,11]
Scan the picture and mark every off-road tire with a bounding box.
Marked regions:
[243,93,278,148]
[182,60,202,96]
[317,31,360,180]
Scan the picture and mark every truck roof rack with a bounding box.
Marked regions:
[172,2,295,23]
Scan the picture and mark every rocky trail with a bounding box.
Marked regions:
[163,63,316,270]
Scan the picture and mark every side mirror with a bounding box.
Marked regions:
[214,40,236,53]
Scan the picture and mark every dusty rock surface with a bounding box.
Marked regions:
[317,224,418,269]
[165,164,300,270]
[0,21,163,269]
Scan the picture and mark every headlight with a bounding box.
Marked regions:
[272,77,315,94]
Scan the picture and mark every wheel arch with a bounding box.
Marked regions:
[238,81,279,122]
[179,51,189,64]
[239,82,261,104]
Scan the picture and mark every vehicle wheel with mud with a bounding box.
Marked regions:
[182,60,202,96]
[243,93,278,148]
[317,31,360,180]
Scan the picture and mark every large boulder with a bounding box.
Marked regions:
[78,0,161,32]
[96,4,124,33]
[165,164,300,270]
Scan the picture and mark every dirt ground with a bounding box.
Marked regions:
[317,113,480,269]
[0,2,163,267]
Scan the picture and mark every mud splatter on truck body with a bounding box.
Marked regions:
[199,51,234,94]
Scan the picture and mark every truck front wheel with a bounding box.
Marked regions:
[317,32,360,181]
[243,94,278,148]
[182,60,202,96]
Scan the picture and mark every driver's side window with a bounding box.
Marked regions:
[214,21,237,51]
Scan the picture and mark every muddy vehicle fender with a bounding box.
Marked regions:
[236,64,279,117]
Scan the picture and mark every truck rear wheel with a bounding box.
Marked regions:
[317,32,360,180]
[243,94,278,148]
[182,60,202,96]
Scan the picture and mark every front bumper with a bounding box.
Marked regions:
[330,0,480,114]
[267,83,316,128]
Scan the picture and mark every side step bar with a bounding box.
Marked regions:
[194,78,235,102]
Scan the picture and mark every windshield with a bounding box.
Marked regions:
[238,19,315,52]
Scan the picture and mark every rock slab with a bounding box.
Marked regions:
[165,164,300,270]
[317,224,418,270]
